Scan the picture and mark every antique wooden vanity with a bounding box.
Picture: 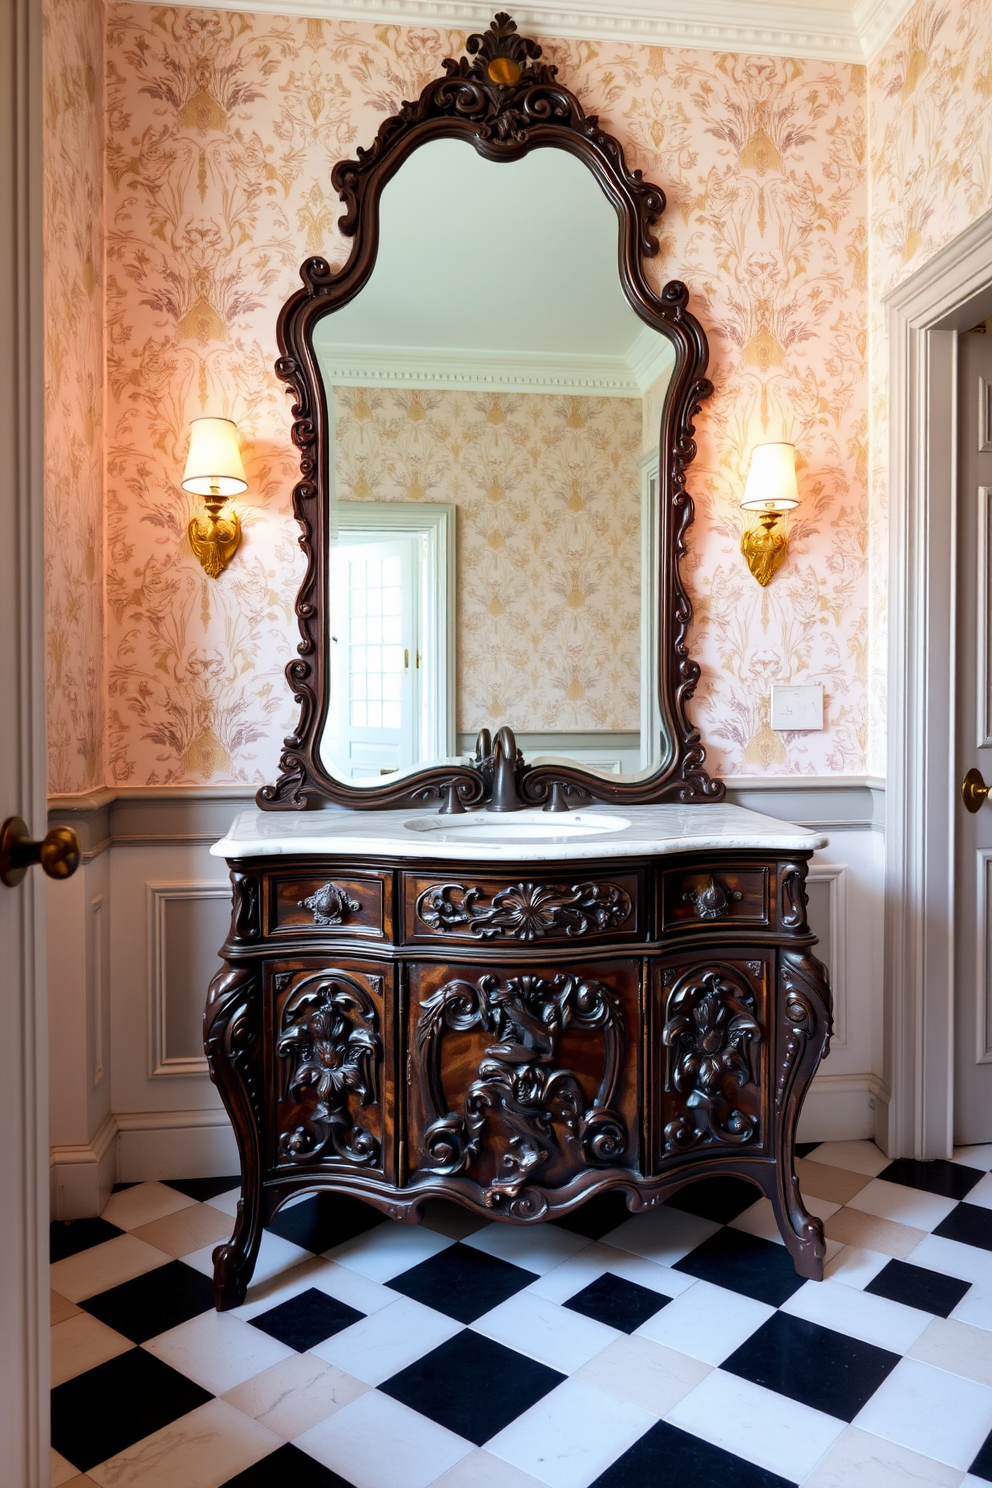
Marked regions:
[205,15,832,1311]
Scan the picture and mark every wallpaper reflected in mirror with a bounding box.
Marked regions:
[313,140,675,784]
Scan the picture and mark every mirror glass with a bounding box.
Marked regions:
[313,139,675,784]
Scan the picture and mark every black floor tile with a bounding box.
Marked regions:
[865,1257,971,1317]
[163,1175,241,1202]
[794,1143,821,1159]
[388,1242,537,1324]
[564,1273,670,1333]
[590,1418,795,1488]
[933,1202,992,1252]
[971,1425,992,1483]
[50,1217,124,1263]
[112,1181,139,1192]
[666,1177,763,1225]
[80,1258,215,1343]
[249,1287,364,1352]
[673,1227,806,1307]
[220,1443,358,1488]
[722,1312,900,1421]
[551,1192,633,1239]
[878,1158,984,1200]
[381,1330,564,1444]
[268,1192,386,1253]
[51,1349,212,1472]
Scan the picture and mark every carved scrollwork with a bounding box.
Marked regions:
[276,973,381,1166]
[299,881,361,927]
[416,880,632,941]
[415,972,628,1206]
[683,875,741,921]
[231,870,261,941]
[662,967,762,1153]
[776,950,832,1109]
[781,867,809,931]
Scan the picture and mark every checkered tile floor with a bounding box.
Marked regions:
[49,1141,992,1488]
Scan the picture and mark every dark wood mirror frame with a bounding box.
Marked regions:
[258,12,725,813]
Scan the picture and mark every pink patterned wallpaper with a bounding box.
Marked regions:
[43,0,105,793]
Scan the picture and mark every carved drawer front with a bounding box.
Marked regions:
[405,959,642,1217]
[266,959,393,1178]
[267,871,391,940]
[660,865,769,932]
[402,871,642,945]
[653,955,769,1170]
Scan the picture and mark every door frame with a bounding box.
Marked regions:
[885,205,992,1159]
[1,0,49,1476]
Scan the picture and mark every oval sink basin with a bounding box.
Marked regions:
[403,810,630,842]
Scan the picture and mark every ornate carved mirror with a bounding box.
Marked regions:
[259,13,723,812]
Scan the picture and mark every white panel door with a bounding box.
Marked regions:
[955,331,992,1142]
[0,0,50,1477]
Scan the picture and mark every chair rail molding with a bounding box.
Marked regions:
[884,203,992,1160]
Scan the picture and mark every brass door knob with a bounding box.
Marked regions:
[0,817,81,887]
[963,768,991,814]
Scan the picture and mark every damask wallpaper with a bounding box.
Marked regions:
[43,0,104,792]
[334,387,643,733]
[64,6,877,785]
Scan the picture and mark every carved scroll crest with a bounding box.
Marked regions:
[277,973,381,1165]
[662,967,762,1153]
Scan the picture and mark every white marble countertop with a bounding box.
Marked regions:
[211,803,827,863]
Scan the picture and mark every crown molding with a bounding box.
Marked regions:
[320,342,647,393]
[854,0,915,63]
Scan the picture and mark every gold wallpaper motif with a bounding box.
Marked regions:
[100,7,870,783]
[334,387,642,732]
[44,0,105,792]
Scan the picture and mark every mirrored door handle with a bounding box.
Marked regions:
[963,768,991,813]
[0,817,80,887]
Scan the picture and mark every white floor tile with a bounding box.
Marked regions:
[143,1309,295,1395]
[847,1179,959,1232]
[907,1316,992,1387]
[964,1173,992,1211]
[667,1369,846,1482]
[781,1278,931,1354]
[526,1244,695,1306]
[853,1356,992,1470]
[730,1194,840,1249]
[294,1388,472,1488]
[463,1221,591,1275]
[223,1354,369,1439]
[50,1312,133,1387]
[325,1222,453,1282]
[822,1246,891,1289]
[951,1284,992,1332]
[603,1207,720,1267]
[574,1334,712,1418]
[807,1142,890,1177]
[182,1229,312,1290]
[799,1424,964,1487]
[51,1448,78,1487]
[953,1145,992,1170]
[635,1279,775,1366]
[87,1398,280,1488]
[100,1182,197,1231]
[204,1187,241,1217]
[472,1291,618,1373]
[486,1376,654,1488]
[49,1235,171,1303]
[429,1448,548,1488]
[311,1295,462,1385]
[909,1235,992,1288]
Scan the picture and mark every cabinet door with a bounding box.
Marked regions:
[654,955,770,1169]
[266,959,394,1179]
[406,959,642,1211]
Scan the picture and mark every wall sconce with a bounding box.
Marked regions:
[182,417,247,578]
[740,442,800,587]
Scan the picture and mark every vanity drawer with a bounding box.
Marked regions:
[659,865,769,932]
[402,870,643,944]
[266,870,392,940]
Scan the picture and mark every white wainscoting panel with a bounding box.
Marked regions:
[147,882,231,1078]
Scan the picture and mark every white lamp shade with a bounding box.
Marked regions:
[182,417,247,498]
[741,441,799,513]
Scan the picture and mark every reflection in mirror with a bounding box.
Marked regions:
[313,139,675,786]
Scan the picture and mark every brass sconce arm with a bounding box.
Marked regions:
[182,417,247,578]
[739,441,799,587]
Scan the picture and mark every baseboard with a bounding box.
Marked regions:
[797,1073,889,1144]
[115,1108,239,1183]
[50,1111,118,1221]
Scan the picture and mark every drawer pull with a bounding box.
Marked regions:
[683,875,741,921]
[299,881,361,926]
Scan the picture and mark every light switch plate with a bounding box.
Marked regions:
[770,683,824,731]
